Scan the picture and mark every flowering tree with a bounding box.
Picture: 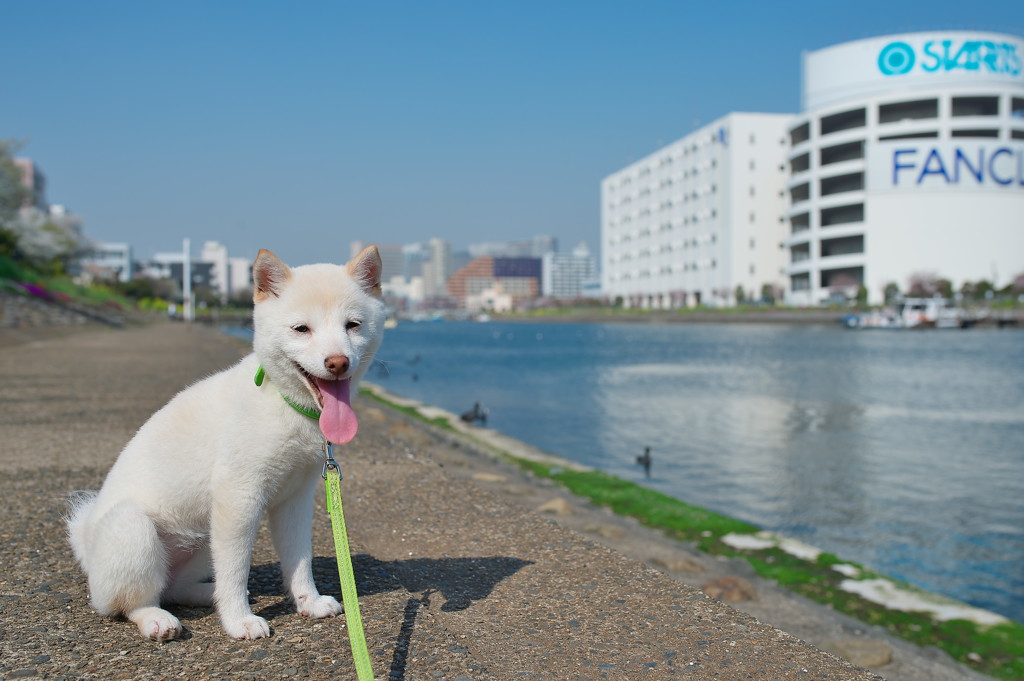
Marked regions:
[0,140,89,274]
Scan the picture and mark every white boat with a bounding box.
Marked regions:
[844,297,968,329]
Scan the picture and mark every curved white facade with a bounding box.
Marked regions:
[784,32,1024,305]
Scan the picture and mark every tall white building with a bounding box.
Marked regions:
[422,237,453,297]
[228,257,252,299]
[602,113,792,307]
[201,241,230,303]
[542,242,597,299]
[784,31,1024,305]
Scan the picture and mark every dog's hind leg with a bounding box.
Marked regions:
[163,542,215,607]
[76,500,182,641]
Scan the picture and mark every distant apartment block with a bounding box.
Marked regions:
[602,112,792,308]
[13,158,48,210]
[81,242,133,283]
[137,252,215,297]
[448,256,541,309]
[542,242,597,299]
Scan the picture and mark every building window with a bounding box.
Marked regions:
[878,131,938,141]
[791,243,810,263]
[820,172,864,196]
[791,273,811,291]
[791,213,810,232]
[820,141,864,166]
[820,108,866,136]
[790,153,810,174]
[820,266,864,289]
[879,98,938,123]
[951,129,1000,138]
[821,235,864,258]
[1013,130,1024,139]
[749,212,756,223]
[821,203,864,227]
[749,186,756,197]
[749,160,756,170]
[790,122,810,146]
[1013,97,1024,118]
[952,96,999,117]
[790,183,810,204]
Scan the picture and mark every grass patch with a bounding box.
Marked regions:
[506,457,1024,680]
[1,254,132,310]
[359,387,454,432]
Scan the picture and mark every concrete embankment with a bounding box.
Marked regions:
[0,323,988,680]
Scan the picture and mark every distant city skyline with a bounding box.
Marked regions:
[3,1,1019,266]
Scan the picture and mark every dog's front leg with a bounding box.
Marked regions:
[268,474,343,619]
[210,496,270,639]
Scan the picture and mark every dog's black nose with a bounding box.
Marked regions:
[324,355,350,376]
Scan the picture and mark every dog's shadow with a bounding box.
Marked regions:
[248,553,532,620]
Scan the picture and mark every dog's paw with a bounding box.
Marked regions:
[223,615,271,640]
[296,594,343,619]
[130,607,182,641]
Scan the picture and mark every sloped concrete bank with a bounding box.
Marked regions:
[361,382,1002,681]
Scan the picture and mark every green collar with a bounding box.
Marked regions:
[254,365,321,420]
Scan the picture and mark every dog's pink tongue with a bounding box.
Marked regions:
[316,378,358,444]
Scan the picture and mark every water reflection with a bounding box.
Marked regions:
[372,320,1024,622]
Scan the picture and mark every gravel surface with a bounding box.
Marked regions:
[0,323,983,680]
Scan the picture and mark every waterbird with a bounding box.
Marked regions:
[636,446,652,478]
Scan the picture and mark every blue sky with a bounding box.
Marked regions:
[3,1,1021,266]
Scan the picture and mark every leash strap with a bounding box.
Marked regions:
[323,443,374,681]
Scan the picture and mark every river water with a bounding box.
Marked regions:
[362,319,1024,623]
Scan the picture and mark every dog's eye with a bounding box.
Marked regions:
[345,320,361,332]
[292,324,310,333]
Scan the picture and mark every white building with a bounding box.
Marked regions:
[227,256,252,299]
[784,31,1024,305]
[602,112,792,308]
[542,242,598,299]
[422,237,453,298]
[82,242,132,283]
[201,241,230,303]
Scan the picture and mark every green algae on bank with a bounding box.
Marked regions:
[359,382,1024,681]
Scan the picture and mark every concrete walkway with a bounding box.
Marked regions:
[0,324,957,680]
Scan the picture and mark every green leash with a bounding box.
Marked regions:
[323,442,374,681]
[255,366,373,679]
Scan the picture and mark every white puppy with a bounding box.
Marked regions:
[67,247,386,641]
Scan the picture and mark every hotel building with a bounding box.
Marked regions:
[601,113,792,308]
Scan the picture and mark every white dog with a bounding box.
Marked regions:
[67,247,386,641]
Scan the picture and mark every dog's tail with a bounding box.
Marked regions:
[65,495,169,616]
[65,490,98,570]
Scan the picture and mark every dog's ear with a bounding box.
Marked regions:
[253,249,291,303]
[347,245,382,297]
